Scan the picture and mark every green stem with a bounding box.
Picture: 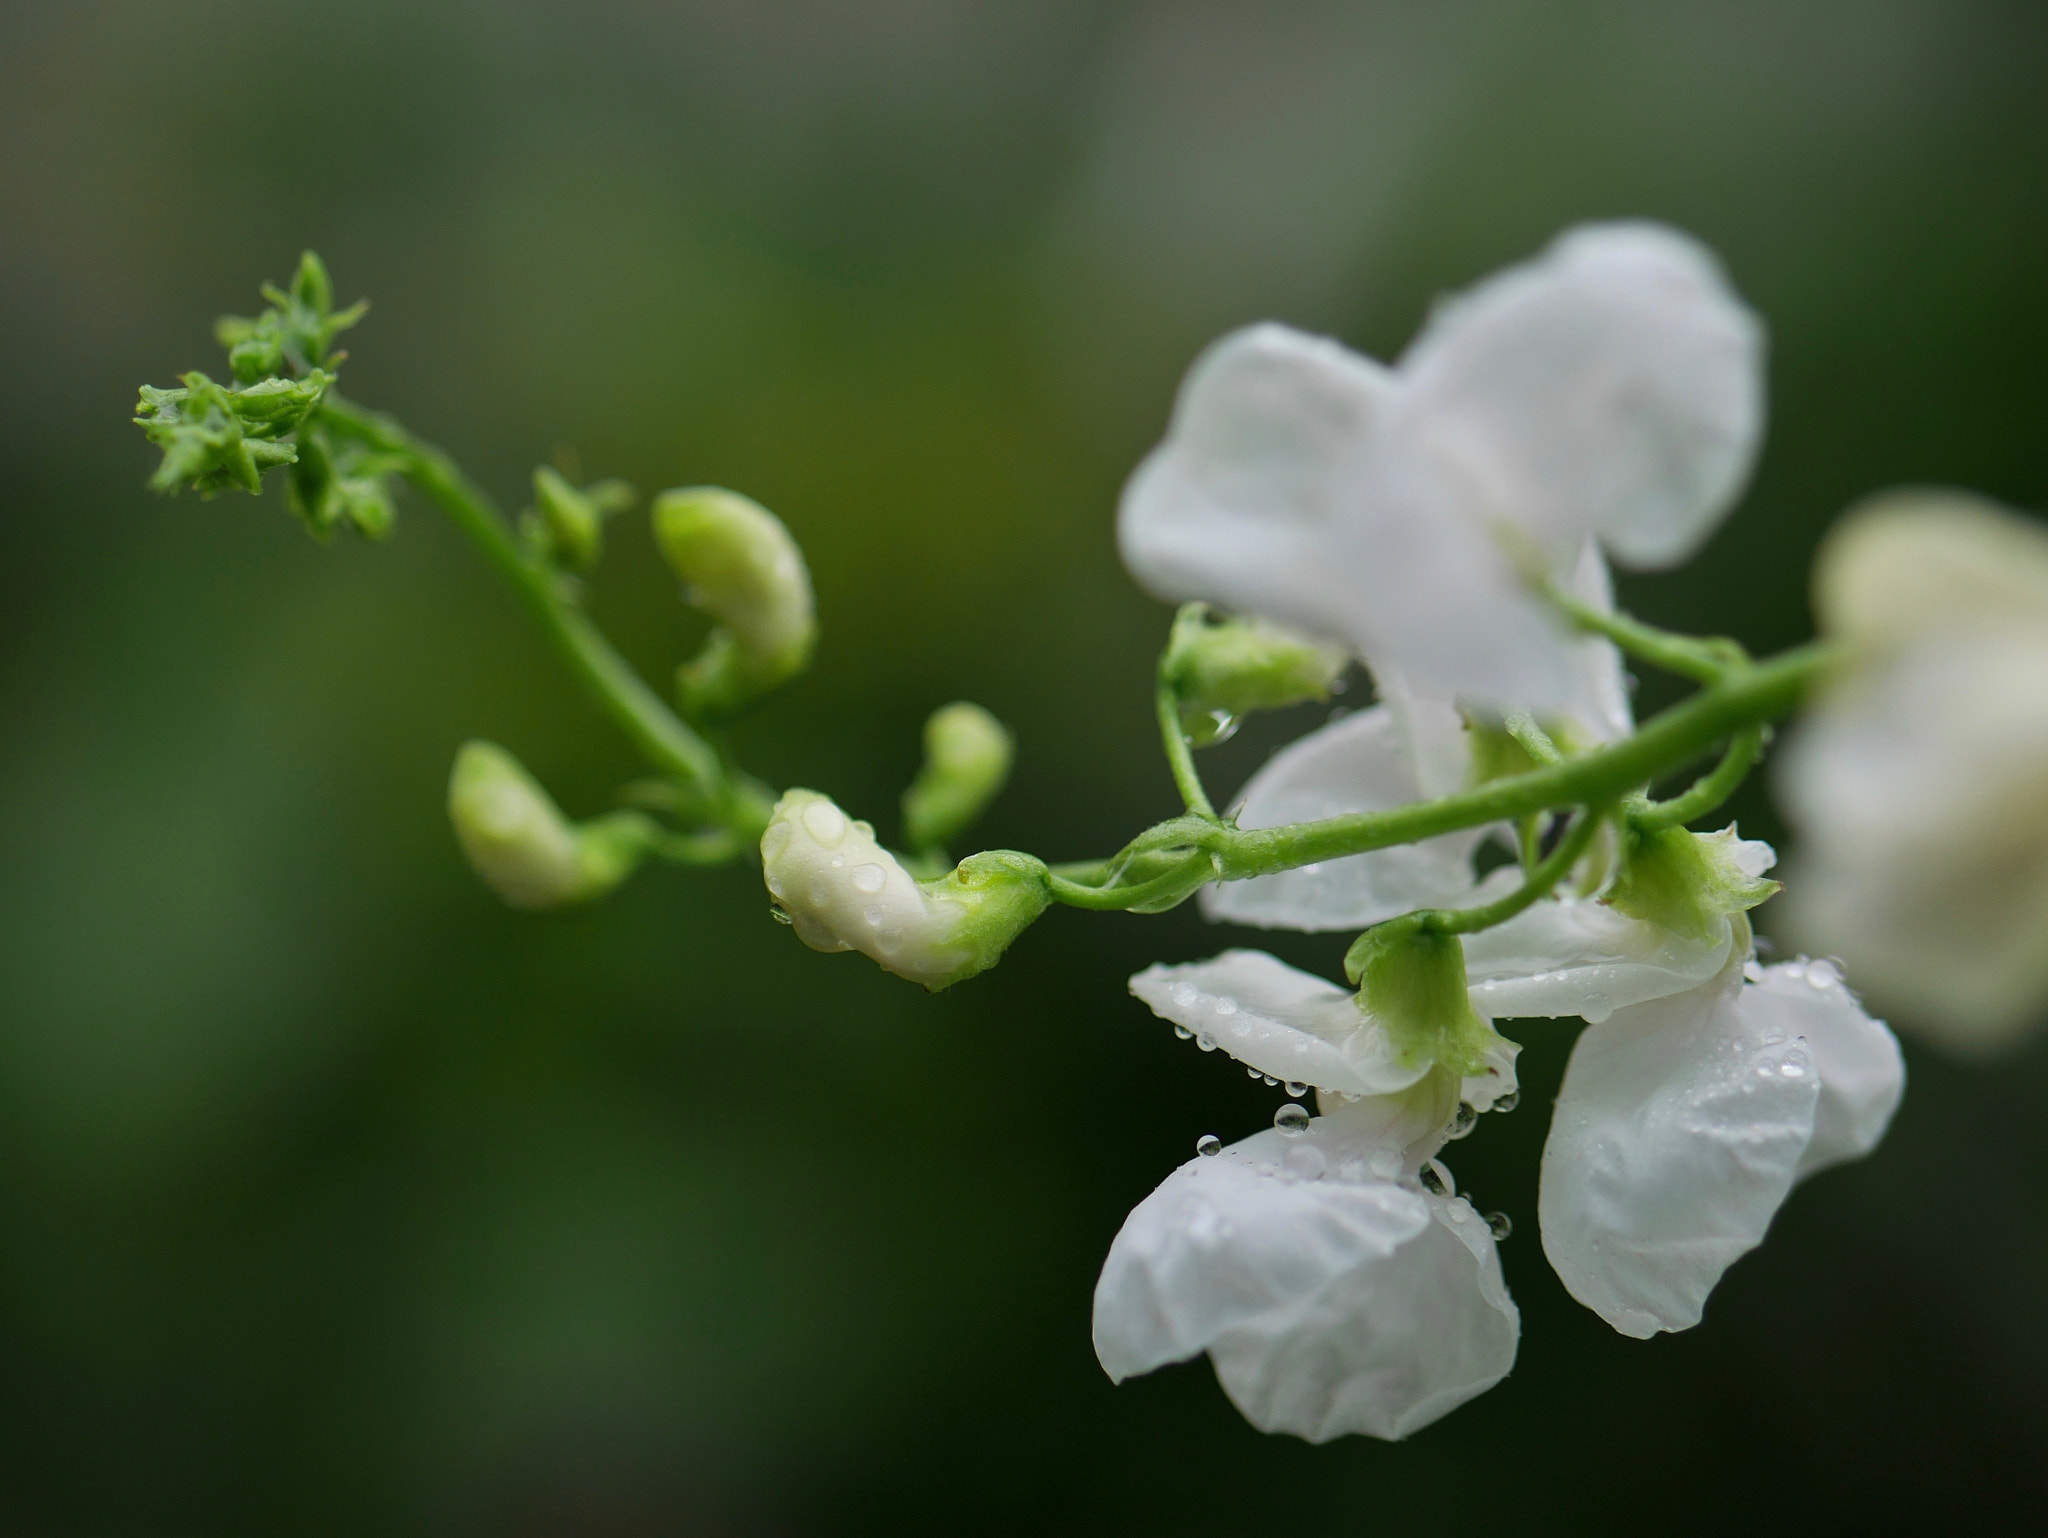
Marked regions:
[1412,804,1610,936]
[1633,722,1765,832]
[1550,589,1749,683]
[320,395,738,813]
[1155,606,1219,820]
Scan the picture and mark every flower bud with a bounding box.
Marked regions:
[1606,824,1777,945]
[1164,612,1350,727]
[901,702,1014,853]
[1344,924,1515,1078]
[530,467,634,571]
[760,789,1048,990]
[653,488,817,717]
[447,741,649,910]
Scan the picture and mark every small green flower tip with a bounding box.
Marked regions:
[1606,823,1779,946]
[1164,610,1350,722]
[447,741,647,910]
[1344,923,1513,1078]
[652,487,818,717]
[902,702,1014,853]
[760,789,1048,990]
[531,465,630,571]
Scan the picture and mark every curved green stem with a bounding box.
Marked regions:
[1412,804,1610,936]
[1155,606,1219,820]
[320,395,759,830]
[1633,722,1766,832]
[1550,588,1749,683]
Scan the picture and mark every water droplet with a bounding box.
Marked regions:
[863,904,884,928]
[1173,1025,1193,1041]
[851,862,887,895]
[1445,1101,1478,1141]
[1285,1081,1308,1099]
[1196,1034,1218,1053]
[1246,1066,1263,1080]
[1274,1103,1311,1136]
[1485,1210,1513,1241]
[1418,1159,1453,1197]
[1262,1074,1279,1087]
[1582,1003,1613,1025]
[1779,1058,1808,1079]
[801,801,847,845]
[1743,960,1765,983]
[768,903,794,926]
[1213,999,1238,1017]
[1806,959,1841,989]
[1493,1090,1520,1114]
[1196,1134,1222,1158]
[1284,1143,1326,1180]
[1366,1148,1402,1180]
[1170,982,1198,1008]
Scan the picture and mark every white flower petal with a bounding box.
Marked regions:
[1118,323,1393,645]
[1554,541,1636,744]
[1206,1191,1518,1443]
[1394,221,1764,571]
[1539,967,1821,1338]
[1093,1121,1518,1443]
[1129,950,1433,1097]
[1462,885,1734,1024]
[1746,960,1905,1179]
[1202,706,1484,932]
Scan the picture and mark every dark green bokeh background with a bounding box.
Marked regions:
[4,1,2048,1531]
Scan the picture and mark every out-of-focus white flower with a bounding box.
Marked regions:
[1118,222,1763,709]
[1540,949,1903,1338]
[759,790,1046,990]
[1778,490,2048,1051]
[447,741,649,910]
[1092,1099,1519,1443]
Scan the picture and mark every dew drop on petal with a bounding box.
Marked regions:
[768,903,794,926]
[1196,1034,1217,1053]
[1743,960,1765,983]
[1418,1159,1453,1197]
[1486,1210,1514,1241]
[863,905,884,928]
[851,863,887,895]
[1284,1081,1308,1099]
[1214,999,1238,1017]
[1262,1074,1278,1087]
[802,801,847,845]
[1445,1101,1479,1141]
[1196,1133,1222,1158]
[1367,1148,1402,1180]
[1284,1143,1326,1180]
[1170,983,1198,1008]
[1806,959,1841,989]
[1274,1103,1311,1136]
[1493,1090,1520,1114]
[1173,1025,1193,1041]
[1247,1066,1263,1080]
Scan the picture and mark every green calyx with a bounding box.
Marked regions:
[134,370,331,496]
[1344,923,1513,1077]
[915,850,1053,991]
[1163,606,1349,745]
[527,466,634,571]
[1606,823,1779,945]
[902,702,1015,855]
[215,251,367,383]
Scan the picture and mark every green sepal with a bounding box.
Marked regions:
[1606,824,1780,945]
[215,251,366,382]
[914,850,1052,991]
[286,425,400,540]
[1163,606,1348,743]
[1344,923,1515,1077]
[133,370,331,497]
[526,466,633,571]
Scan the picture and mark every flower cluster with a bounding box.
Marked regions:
[1094,224,1903,1439]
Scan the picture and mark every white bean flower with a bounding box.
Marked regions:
[1541,943,1903,1337]
[1118,222,1764,711]
[1777,491,2048,1051]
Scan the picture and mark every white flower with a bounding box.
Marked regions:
[1118,222,1763,709]
[1540,950,1903,1338]
[1777,490,2048,1051]
[759,790,1046,990]
[1092,1101,1519,1442]
[446,740,648,909]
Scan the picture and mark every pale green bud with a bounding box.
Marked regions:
[447,741,649,910]
[529,467,634,571]
[652,488,817,717]
[1165,612,1349,728]
[760,789,1047,990]
[1606,824,1779,945]
[902,702,1014,853]
[1343,924,1515,1078]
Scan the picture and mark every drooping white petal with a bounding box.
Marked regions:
[1393,221,1764,571]
[1539,966,1821,1338]
[1093,1121,1518,1442]
[1129,950,1434,1097]
[1118,323,1393,646]
[1462,882,1734,1024]
[1202,706,1484,932]
[1745,960,1904,1179]
[1553,540,1636,744]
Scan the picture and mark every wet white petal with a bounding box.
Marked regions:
[1394,221,1764,571]
[1093,1121,1517,1442]
[1129,950,1434,1097]
[1746,961,1904,1179]
[1463,881,1734,1024]
[1554,541,1636,744]
[1118,323,1393,646]
[1539,966,1821,1338]
[1202,707,1484,931]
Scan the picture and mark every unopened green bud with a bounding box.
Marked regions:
[1344,923,1514,1077]
[447,741,650,910]
[1165,611,1349,728]
[529,466,633,571]
[1607,824,1779,945]
[653,488,817,717]
[287,427,398,541]
[760,789,1047,990]
[902,702,1014,853]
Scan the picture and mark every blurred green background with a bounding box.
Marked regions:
[4,1,2048,1531]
